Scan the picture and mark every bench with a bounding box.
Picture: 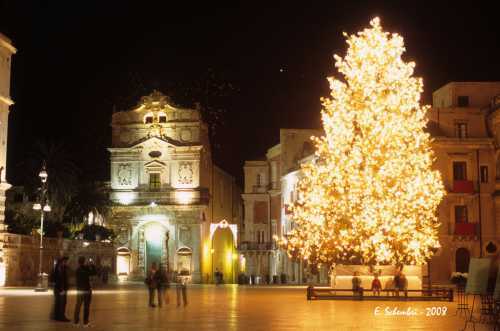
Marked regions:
[306,286,453,301]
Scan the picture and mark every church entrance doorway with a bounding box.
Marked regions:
[144,222,164,272]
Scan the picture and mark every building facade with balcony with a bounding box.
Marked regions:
[427,82,500,282]
[241,82,500,285]
[108,91,241,283]
[240,129,321,283]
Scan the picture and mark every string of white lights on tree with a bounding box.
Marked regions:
[278,17,445,268]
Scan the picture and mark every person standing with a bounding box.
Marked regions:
[145,262,160,307]
[214,268,221,285]
[156,264,169,308]
[52,256,70,322]
[399,272,408,297]
[73,256,97,327]
[176,275,188,307]
[394,270,402,297]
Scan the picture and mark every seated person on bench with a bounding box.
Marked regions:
[352,271,363,296]
[371,274,382,296]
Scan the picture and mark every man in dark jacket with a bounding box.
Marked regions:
[73,256,97,327]
[52,256,70,322]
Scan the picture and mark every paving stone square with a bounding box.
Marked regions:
[0,284,492,330]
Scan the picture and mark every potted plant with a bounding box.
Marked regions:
[450,272,468,288]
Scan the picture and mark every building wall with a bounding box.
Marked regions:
[108,91,240,284]
[0,33,15,286]
[433,82,500,108]
[1,233,116,286]
[239,129,321,283]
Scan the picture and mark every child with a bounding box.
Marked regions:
[371,274,382,296]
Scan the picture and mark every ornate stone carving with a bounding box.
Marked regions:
[116,227,129,246]
[179,226,192,245]
[180,129,192,142]
[117,163,133,186]
[178,162,193,184]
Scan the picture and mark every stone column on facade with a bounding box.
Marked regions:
[190,223,202,283]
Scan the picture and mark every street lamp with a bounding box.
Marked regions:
[34,163,51,292]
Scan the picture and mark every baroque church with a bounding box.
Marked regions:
[108,91,241,283]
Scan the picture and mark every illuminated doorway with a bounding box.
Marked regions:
[212,224,236,283]
[144,222,164,272]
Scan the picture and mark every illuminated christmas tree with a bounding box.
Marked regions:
[280,18,445,267]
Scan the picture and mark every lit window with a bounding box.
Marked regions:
[149,173,161,190]
[453,162,467,180]
[455,205,468,223]
[455,122,468,138]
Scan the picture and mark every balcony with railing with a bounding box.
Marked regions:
[252,185,268,193]
[111,188,210,206]
[454,222,478,237]
[451,180,475,194]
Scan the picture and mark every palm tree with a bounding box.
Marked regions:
[64,180,110,225]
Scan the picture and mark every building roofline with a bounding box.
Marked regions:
[0,33,17,54]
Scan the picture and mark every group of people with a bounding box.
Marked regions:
[145,262,188,307]
[214,268,224,285]
[351,270,409,297]
[51,256,97,327]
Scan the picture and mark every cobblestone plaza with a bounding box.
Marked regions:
[0,285,491,330]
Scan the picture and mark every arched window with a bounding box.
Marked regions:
[144,113,154,124]
[158,112,167,123]
[455,247,470,273]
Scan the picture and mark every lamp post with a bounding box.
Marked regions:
[34,163,51,292]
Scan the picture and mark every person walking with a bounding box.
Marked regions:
[176,275,188,307]
[214,268,221,285]
[145,262,160,307]
[73,256,97,327]
[52,256,70,322]
[157,264,169,308]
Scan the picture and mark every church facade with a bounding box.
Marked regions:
[108,91,241,283]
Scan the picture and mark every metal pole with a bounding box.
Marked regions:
[37,211,44,287]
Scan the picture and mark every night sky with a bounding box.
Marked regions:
[1,1,500,186]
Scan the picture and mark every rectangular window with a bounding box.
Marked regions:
[455,122,468,138]
[149,173,161,190]
[453,161,467,180]
[458,96,470,107]
[480,166,489,183]
[145,116,153,124]
[455,205,468,223]
[159,115,167,123]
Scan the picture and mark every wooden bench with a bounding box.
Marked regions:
[306,286,453,302]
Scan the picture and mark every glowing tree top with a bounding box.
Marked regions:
[280,18,445,267]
